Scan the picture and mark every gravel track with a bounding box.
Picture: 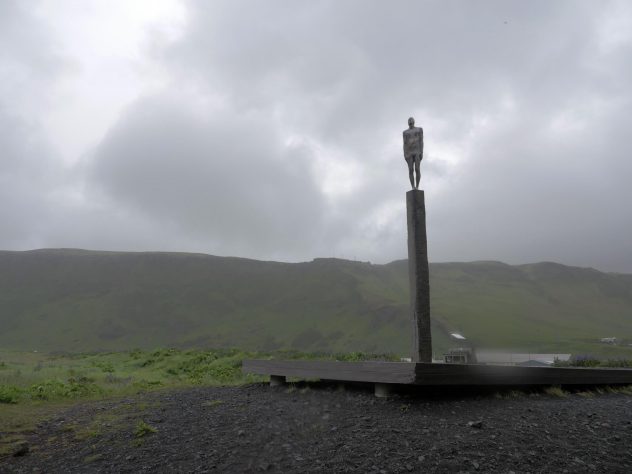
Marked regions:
[2,383,632,473]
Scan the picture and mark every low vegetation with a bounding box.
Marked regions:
[0,348,397,455]
[0,348,397,406]
[554,357,632,368]
[543,386,568,398]
[134,420,157,438]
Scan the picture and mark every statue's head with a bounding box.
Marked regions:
[408,117,415,128]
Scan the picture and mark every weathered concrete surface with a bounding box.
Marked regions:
[407,190,432,363]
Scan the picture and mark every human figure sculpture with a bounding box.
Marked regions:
[403,117,424,189]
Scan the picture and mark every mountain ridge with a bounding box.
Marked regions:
[1,249,631,357]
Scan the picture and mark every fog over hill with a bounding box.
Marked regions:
[1,249,631,357]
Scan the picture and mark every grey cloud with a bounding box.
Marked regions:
[85,0,632,269]
[88,95,327,259]
[168,1,599,144]
[2,0,632,272]
[0,1,66,114]
[0,108,60,247]
[0,2,71,248]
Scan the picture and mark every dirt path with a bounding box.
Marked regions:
[2,383,632,473]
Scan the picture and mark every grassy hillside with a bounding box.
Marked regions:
[1,249,631,357]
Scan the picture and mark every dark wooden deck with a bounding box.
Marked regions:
[243,359,632,386]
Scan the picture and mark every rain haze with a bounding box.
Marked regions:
[2,0,632,272]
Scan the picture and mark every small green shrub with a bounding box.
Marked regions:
[571,357,600,367]
[134,420,157,438]
[152,348,179,359]
[83,453,104,463]
[602,359,632,368]
[28,377,103,400]
[0,361,7,370]
[207,362,240,383]
[0,385,22,404]
[129,349,143,359]
[577,390,595,398]
[544,386,568,398]
[29,380,69,400]
[140,358,156,367]
[66,377,103,398]
[92,361,115,373]
[132,380,163,393]
[556,358,632,368]
[618,385,632,395]
[335,352,399,362]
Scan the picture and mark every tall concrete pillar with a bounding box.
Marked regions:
[407,190,432,363]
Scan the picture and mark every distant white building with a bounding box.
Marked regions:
[600,337,618,344]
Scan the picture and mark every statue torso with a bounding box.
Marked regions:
[403,127,423,158]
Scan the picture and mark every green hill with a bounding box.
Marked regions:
[1,249,631,357]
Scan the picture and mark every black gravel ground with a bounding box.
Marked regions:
[2,383,632,473]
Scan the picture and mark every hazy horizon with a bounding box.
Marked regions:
[4,246,630,275]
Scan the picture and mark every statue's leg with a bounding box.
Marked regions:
[408,163,415,189]
[415,159,421,189]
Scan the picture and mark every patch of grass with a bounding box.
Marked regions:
[83,453,104,463]
[574,385,632,398]
[0,398,81,450]
[493,390,527,400]
[602,385,632,395]
[29,377,104,401]
[544,386,568,398]
[134,420,157,438]
[75,428,101,440]
[556,358,632,368]
[618,385,632,395]
[202,399,223,407]
[0,434,27,458]
[0,348,272,407]
[91,361,115,373]
[576,390,595,398]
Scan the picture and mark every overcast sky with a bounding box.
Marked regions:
[2,0,632,272]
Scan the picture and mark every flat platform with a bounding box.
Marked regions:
[243,359,632,386]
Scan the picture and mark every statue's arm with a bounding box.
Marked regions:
[421,129,424,158]
[402,131,406,156]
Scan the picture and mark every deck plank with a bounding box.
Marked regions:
[243,360,632,386]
